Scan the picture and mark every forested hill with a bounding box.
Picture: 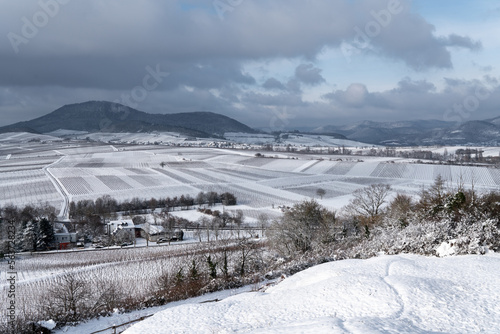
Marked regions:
[0,101,257,138]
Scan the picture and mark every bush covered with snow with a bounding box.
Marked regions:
[269,177,500,261]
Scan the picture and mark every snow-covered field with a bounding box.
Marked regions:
[2,133,500,333]
[1,133,500,218]
[122,253,500,334]
[224,132,369,147]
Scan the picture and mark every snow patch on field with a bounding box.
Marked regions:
[124,253,500,334]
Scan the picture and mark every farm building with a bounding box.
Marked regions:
[134,224,184,242]
[107,220,136,243]
[53,223,77,250]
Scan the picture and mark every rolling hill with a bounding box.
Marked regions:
[314,118,500,146]
[3,101,498,145]
[0,101,257,138]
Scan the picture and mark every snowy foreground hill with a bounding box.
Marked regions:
[123,254,500,334]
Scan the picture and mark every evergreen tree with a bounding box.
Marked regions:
[222,250,229,279]
[175,268,184,286]
[189,259,199,281]
[37,218,55,250]
[13,221,24,252]
[207,255,217,279]
[23,221,38,252]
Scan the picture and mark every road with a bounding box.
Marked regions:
[43,156,70,219]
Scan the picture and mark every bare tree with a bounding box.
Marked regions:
[195,191,206,207]
[93,281,123,316]
[316,188,326,199]
[207,192,218,207]
[268,200,336,255]
[44,274,92,323]
[232,210,244,239]
[257,213,269,238]
[388,193,414,227]
[345,184,392,222]
[211,216,222,241]
[429,174,446,202]
[143,222,152,247]
[196,216,211,243]
[194,225,202,243]
[160,212,175,245]
[237,237,261,277]
[389,193,413,217]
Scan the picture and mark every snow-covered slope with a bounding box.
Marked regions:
[124,254,500,334]
[225,132,370,147]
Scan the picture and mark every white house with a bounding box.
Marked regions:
[107,220,135,242]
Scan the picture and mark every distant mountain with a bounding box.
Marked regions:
[487,116,500,126]
[313,119,500,146]
[0,101,257,138]
[3,101,498,145]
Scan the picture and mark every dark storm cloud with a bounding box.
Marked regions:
[472,62,493,73]
[264,64,326,95]
[0,0,493,127]
[340,1,483,71]
[1,0,475,85]
[392,78,436,94]
[0,55,254,91]
[359,7,450,70]
[441,34,482,51]
[238,75,500,128]
[163,60,256,90]
[294,64,325,86]
[262,78,286,91]
[149,86,228,113]
[285,79,302,94]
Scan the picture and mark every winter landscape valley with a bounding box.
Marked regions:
[2,1,500,332]
[1,130,500,333]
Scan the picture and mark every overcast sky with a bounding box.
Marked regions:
[1,0,499,130]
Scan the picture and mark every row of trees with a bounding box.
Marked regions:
[68,192,237,241]
[257,143,500,165]
[69,191,237,221]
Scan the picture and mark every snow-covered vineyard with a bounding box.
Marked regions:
[1,133,499,218]
[1,132,500,333]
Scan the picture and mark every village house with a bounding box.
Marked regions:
[107,220,136,244]
[54,222,77,250]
